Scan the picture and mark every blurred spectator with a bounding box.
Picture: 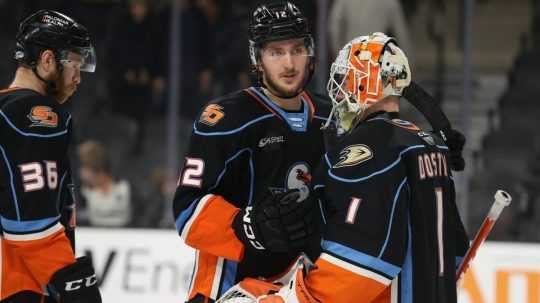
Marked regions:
[78,140,132,227]
[329,0,412,58]
[156,0,213,120]
[137,168,177,228]
[106,0,162,154]
[203,0,251,93]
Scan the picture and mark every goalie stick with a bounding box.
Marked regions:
[402,81,453,142]
[456,190,512,280]
[401,81,467,170]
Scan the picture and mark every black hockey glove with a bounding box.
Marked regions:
[49,256,102,303]
[443,128,466,171]
[232,188,318,253]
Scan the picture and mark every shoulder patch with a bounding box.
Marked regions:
[418,131,436,146]
[199,104,225,126]
[389,119,420,131]
[27,106,58,128]
[333,144,373,168]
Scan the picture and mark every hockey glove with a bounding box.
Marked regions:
[444,128,466,171]
[233,189,318,253]
[49,256,102,303]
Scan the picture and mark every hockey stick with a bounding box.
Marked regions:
[402,81,452,141]
[402,82,466,171]
[456,190,512,280]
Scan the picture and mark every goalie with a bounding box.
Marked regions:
[220,33,470,303]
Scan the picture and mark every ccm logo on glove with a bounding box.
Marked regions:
[65,274,98,291]
[243,206,265,250]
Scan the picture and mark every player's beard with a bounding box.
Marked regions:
[52,74,76,104]
[261,62,309,99]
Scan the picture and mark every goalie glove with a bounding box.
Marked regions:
[232,188,318,253]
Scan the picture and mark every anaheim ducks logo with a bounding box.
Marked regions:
[333,144,373,168]
[27,106,58,128]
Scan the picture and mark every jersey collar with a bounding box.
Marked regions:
[246,86,313,132]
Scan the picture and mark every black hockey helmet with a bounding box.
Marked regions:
[14,10,96,73]
[248,1,314,66]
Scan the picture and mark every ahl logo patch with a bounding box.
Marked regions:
[27,106,58,128]
[333,144,373,168]
[199,104,225,126]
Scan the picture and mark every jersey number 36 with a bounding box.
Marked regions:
[19,161,58,192]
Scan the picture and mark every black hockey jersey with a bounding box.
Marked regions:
[0,87,76,299]
[172,87,330,301]
[306,113,469,303]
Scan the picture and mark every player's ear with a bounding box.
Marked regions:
[38,50,57,75]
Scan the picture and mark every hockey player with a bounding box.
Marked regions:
[221,33,470,303]
[172,1,331,302]
[0,10,101,303]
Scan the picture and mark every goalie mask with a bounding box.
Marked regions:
[325,32,411,135]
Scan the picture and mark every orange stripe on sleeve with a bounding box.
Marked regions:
[188,251,219,300]
[183,194,244,261]
[305,254,390,303]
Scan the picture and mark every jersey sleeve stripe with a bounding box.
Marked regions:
[328,145,425,183]
[188,251,220,300]
[210,257,225,299]
[378,177,408,258]
[401,221,413,302]
[322,240,401,278]
[180,194,213,241]
[182,195,244,261]
[306,257,389,303]
[55,172,69,208]
[456,256,464,269]
[0,110,68,138]
[218,259,239,298]
[3,221,63,241]
[193,114,274,136]
[324,153,332,168]
[0,215,60,233]
[0,144,21,220]
[175,197,200,234]
[320,253,392,285]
